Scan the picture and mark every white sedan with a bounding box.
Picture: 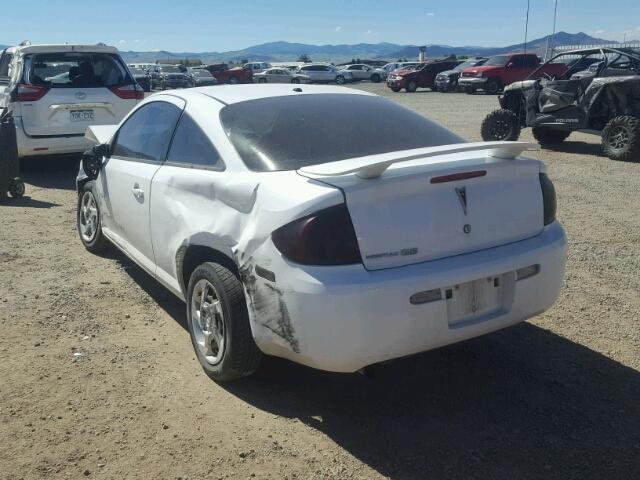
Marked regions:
[253,67,310,84]
[76,85,567,381]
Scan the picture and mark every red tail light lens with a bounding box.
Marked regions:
[110,84,145,100]
[16,83,50,101]
[272,204,362,266]
[539,173,557,226]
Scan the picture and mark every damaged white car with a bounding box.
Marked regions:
[76,84,567,381]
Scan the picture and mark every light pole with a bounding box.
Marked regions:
[545,0,559,60]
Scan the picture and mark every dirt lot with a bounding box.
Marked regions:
[1,83,639,480]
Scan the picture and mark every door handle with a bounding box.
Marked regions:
[132,183,144,200]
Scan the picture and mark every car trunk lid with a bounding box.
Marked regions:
[299,142,544,271]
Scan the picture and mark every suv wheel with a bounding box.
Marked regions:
[335,75,346,85]
[77,181,110,254]
[187,262,262,382]
[484,78,501,95]
[532,127,571,146]
[481,109,521,141]
[602,116,640,162]
[406,80,417,92]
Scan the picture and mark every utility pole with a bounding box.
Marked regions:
[545,0,559,60]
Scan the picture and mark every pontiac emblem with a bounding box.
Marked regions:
[455,187,468,216]
[74,91,87,100]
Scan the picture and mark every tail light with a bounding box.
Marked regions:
[110,84,144,100]
[272,204,362,266]
[539,173,557,226]
[15,83,49,101]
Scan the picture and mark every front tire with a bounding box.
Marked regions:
[187,262,262,382]
[464,86,476,94]
[484,78,501,95]
[602,116,640,162]
[481,109,521,141]
[8,178,25,198]
[532,127,571,146]
[228,76,239,85]
[390,86,401,92]
[406,80,417,92]
[258,77,267,83]
[77,181,109,254]
[335,75,346,85]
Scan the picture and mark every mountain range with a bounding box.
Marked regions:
[2,32,638,64]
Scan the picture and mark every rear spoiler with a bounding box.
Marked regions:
[299,141,540,179]
[85,125,118,145]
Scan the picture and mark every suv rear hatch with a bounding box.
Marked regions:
[300,148,544,271]
[17,51,141,136]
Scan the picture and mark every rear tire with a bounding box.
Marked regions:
[335,75,346,85]
[484,78,501,95]
[390,87,401,92]
[602,115,640,162]
[77,181,110,254]
[8,179,25,198]
[228,76,239,84]
[406,80,417,92]
[532,127,571,146]
[481,109,521,142]
[370,74,380,83]
[258,77,267,83]
[186,262,262,382]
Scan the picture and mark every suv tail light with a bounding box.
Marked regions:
[110,84,144,100]
[272,204,362,266]
[15,83,50,102]
[539,173,557,226]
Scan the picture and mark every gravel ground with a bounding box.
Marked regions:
[1,83,639,480]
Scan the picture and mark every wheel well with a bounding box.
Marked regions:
[177,245,239,296]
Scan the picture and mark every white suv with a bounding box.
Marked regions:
[0,43,143,158]
[296,64,354,84]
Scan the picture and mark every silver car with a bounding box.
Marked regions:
[343,64,386,83]
[254,68,310,84]
[296,64,353,84]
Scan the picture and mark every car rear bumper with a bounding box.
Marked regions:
[15,117,92,157]
[248,222,567,373]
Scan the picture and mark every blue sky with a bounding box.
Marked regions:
[4,0,640,52]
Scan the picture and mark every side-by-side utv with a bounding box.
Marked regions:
[481,47,640,161]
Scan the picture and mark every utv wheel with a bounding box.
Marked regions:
[187,262,262,382]
[8,178,25,198]
[335,75,346,85]
[602,116,640,162]
[258,77,267,83]
[406,80,417,92]
[160,80,166,90]
[484,78,501,95]
[370,74,380,83]
[532,127,571,146]
[390,87,401,92]
[464,86,476,94]
[77,181,109,254]
[481,109,521,142]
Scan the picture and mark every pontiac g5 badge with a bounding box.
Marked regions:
[455,186,468,216]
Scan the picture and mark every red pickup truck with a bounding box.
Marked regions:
[458,53,566,95]
[202,63,253,84]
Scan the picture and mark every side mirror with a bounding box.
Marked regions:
[82,143,109,180]
[506,62,515,68]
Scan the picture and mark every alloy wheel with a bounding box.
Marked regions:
[79,191,98,243]
[191,279,226,365]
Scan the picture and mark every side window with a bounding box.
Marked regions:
[112,102,182,162]
[511,56,526,68]
[166,113,223,170]
[523,56,538,68]
[0,53,13,79]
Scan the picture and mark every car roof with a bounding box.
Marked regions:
[161,84,374,106]
[5,44,119,55]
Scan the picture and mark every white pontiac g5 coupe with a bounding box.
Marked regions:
[77,84,567,381]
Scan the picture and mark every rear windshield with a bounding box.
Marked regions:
[25,52,130,88]
[160,65,181,73]
[220,93,463,172]
[484,55,510,66]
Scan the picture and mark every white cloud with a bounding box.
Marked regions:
[118,39,126,44]
[594,29,605,34]
[335,26,342,32]
[365,30,372,35]
[427,12,435,17]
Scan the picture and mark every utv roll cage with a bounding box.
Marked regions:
[529,47,640,80]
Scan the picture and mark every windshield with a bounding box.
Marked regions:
[26,52,130,88]
[454,59,485,71]
[220,94,463,172]
[484,55,510,67]
[160,65,181,73]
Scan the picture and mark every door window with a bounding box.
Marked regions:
[166,113,224,170]
[112,101,182,162]
[0,52,13,80]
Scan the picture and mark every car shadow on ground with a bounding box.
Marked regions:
[115,255,640,480]
[0,195,60,208]
[20,155,80,191]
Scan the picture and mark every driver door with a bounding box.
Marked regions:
[98,98,184,273]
